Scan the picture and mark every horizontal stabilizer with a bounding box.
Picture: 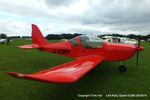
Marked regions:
[18,44,40,49]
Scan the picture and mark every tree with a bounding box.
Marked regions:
[0,33,7,39]
[46,33,82,40]
[127,34,136,39]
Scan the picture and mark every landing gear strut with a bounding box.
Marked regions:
[119,62,127,72]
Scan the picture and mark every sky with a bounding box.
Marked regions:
[0,0,150,36]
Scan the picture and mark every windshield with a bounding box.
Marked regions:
[68,37,79,47]
[79,35,104,49]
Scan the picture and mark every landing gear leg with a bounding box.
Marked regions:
[119,62,127,72]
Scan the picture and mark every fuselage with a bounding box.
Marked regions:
[40,36,144,61]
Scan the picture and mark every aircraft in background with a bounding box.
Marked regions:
[0,39,6,43]
[7,24,144,84]
[102,36,138,45]
[120,37,137,45]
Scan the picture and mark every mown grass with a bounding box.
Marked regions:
[0,39,150,100]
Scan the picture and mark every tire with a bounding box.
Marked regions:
[119,65,127,72]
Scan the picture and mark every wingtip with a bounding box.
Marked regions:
[7,72,24,78]
[7,72,78,83]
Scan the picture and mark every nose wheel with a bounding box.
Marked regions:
[119,65,127,72]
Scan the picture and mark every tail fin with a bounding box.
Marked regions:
[18,24,50,49]
[32,24,49,46]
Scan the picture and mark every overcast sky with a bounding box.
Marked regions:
[0,0,150,36]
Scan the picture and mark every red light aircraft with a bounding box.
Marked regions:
[7,24,144,84]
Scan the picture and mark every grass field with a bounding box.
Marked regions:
[0,39,150,100]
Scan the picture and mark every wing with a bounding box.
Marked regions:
[7,56,103,84]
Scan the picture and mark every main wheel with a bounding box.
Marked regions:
[119,65,127,72]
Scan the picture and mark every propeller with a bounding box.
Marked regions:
[136,38,140,66]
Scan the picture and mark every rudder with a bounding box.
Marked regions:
[32,24,49,46]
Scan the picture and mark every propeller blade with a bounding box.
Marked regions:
[136,37,140,67]
[138,39,140,48]
[136,51,139,66]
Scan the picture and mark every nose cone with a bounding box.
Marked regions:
[137,46,144,51]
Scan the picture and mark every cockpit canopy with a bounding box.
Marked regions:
[69,35,104,49]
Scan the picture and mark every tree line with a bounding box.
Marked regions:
[45,33,82,40]
[1,33,150,40]
[46,33,150,40]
